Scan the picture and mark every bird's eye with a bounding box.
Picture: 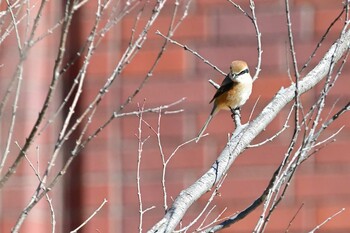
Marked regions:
[237,68,249,76]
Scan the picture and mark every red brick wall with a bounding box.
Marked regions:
[0,1,63,232]
[1,0,350,232]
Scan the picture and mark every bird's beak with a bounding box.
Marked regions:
[229,73,236,80]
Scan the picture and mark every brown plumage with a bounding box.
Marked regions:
[196,60,253,142]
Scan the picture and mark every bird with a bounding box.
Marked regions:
[195,60,253,143]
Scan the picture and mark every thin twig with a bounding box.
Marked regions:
[150,26,350,230]
[300,6,346,73]
[136,102,152,233]
[0,66,23,173]
[117,0,190,114]
[253,1,303,230]
[141,107,196,212]
[248,105,293,148]
[156,31,226,76]
[17,142,56,232]
[203,165,281,232]
[41,0,105,206]
[5,0,23,53]
[308,208,345,233]
[285,203,304,233]
[227,0,262,81]
[197,207,227,232]
[70,199,108,233]
[248,95,260,122]
[0,0,75,189]
[75,97,186,154]
[248,125,288,148]
[227,0,253,20]
[175,175,228,232]
[60,0,173,157]
[208,79,220,89]
[9,2,175,228]
[46,194,56,233]
[249,0,262,81]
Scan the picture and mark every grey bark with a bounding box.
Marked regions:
[148,29,350,233]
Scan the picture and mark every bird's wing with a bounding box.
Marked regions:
[209,75,235,103]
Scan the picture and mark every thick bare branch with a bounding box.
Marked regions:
[149,28,350,233]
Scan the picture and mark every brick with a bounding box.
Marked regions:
[313,109,350,133]
[120,114,140,139]
[213,5,305,39]
[82,149,110,172]
[315,70,350,98]
[79,214,110,233]
[121,144,162,171]
[123,209,165,233]
[196,0,284,14]
[121,13,170,42]
[294,39,334,70]
[121,11,207,41]
[123,143,207,172]
[2,186,27,210]
[122,146,166,172]
[194,107,289,148]
[315,142,350,164]
[211,194,319,232]
[87,50,117,76]
[239,144,287,166]
[122,170,162,188]
[193,76,226,105]
[219,176,270,201]
[295,172,350,198]
[249,204,312,232]
[82,184,110,206]
[251,73,292,101]
[19,219,53,233]
[122,141,208,173]
[315,204,350,232]
[119,111,186,139]
[157,113,185,138]
[221,210,261,232]
[121,78,205,108]
[1,1,350,233]
[165,143,206,169]
[80,15,118,45]
[194,45,256,74]
[262,204,310,232]
[194,0,228,8]
[82,86,119,113]
[294,0,343,8]
[195,43,283,76]
[122,181,184,205]
[314,7,346,35]
[122,46,187,76]
[196,110,235,136]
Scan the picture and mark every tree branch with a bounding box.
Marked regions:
[148,28,350,233]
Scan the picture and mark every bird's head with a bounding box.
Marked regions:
[229,60,250,82]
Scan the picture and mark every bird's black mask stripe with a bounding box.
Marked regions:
[237,68,249,76]
[232,68,249,79]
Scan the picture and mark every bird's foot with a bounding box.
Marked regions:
[230,107,241,128]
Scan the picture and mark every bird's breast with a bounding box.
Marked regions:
[215,81,252,110]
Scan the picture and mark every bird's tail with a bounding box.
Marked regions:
[195,107,218,143]
[195,114,213,143]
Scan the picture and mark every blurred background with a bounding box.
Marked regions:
[1,0,350,232]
